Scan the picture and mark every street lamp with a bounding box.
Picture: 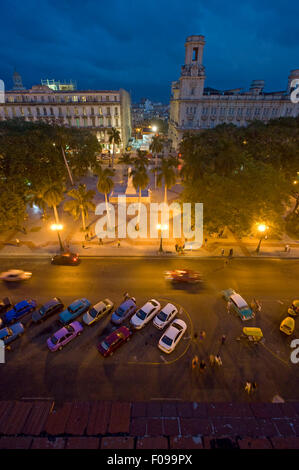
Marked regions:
[255,224,268,253]
[51,223,64,252]
[156,223,168,253]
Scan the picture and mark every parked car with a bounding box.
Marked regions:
[222,288,254,321]
[165,269,202,284]
[83,298,114,326]
[0,297,12,315]
[153,303,178,330]
[1,299,37,327]
[97,326,132,357]
[111,298,137,325]
[59,298,91,325]
[51,252,79,266]
[0,270,32,282]
[158,319,187,354]
[0,323,25,346]
[280,316,295,336]
[130,299,161,330]
[288,300,299,317]
[32,298,64,324]
[47,321,83,352]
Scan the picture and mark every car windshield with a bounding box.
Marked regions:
[39,306,47,316]
[89,308,98,318]
[162,335,173,346]
[157,311,168,322]
[136,309,147,320]
[101,341,109,351]
[115,307,125,317]
[50,335,58,345]
[65,325,74,333]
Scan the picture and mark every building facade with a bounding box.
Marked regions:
[0,82,132,150]
[169,35,299,150]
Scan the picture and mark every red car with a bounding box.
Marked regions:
[165,269,202,284]
[97,326,132,357]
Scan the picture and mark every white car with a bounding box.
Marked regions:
[0,270,32,282]
[130,299,161,330]
[158,319,187,354]
[153,303,178,330]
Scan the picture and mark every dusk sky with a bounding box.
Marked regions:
[1,0,298,102]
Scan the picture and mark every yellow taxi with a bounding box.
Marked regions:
[280,316,295,335]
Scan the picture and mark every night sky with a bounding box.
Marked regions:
[1,0,298,102]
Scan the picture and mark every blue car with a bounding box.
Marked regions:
[1,299,37,326]
[58,298,91,325]
[111,298,137,325]
[0,323,25,345]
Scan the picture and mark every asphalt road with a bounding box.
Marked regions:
[0,257,298,403]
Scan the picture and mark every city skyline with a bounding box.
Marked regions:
[1,0,299,101]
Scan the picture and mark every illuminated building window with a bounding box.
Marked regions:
[72,96,78,102]
[106,95,110,101]
[76,118,80,127]
[82,96,86,102]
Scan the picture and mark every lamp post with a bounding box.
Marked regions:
[255,224,268,253]
[51,223,64,252]
[156,223,168,253]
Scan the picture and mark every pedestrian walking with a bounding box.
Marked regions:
[221,248,225,256]
[199,330,206,341]
[209,354,215,366]
[215,354,222,367]
[227,300,232,313]
[191,355,199,369]
[204,238,208,246]
[199,360,206,372]
[98,237,103,245]
[254,298,262,312]
[175,244,178,253]
[229,248,233,257]
[221,334,227,345]
[245,381,252,394]
[284,244,289,252]
[123,292,129,301]
[252,381,257,392]
[82,242,85,249]
[15,238,20,247]
[117,239,121,248]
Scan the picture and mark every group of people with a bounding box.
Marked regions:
[244,381,258,394]
[191,332,225,373]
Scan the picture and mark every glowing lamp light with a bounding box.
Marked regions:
[152,126,158,132]
[51,224,63,231]
[257,224,267,232]
[156,223,168,231]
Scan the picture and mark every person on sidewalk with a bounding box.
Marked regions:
[221,248,225,256]
[229,248,233,257]
[123,292,129,301]
[15,238,20,247]
[245,381,252,394]
[215,355,222,367]
[221,334,227,345]
[209,354,215,366]
[191,355,199,370]
[199,360,206,372]
[117,240,121,248]
[199,331,206,341]
[98,237,103,245]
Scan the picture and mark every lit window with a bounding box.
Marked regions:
[72,96,78,102]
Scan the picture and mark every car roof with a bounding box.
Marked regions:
[230,294,248,308]
[15,300,29,308]
[54,326,72,339]
[141,300,159,312]
[119,299,135,309]
[7,270,23,275]
[161,303,176,315]
[70,299,82,308]
[105,327,128,344]
[42,298,60,309]
[164,319,186,340]
[92,301,106,311]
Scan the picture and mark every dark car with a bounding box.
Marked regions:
[98,326,132,357]
[32,297,64,323]
[1,299,37,327]
[51,252,80,266]
[0,297,12,315]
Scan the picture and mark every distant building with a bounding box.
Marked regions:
[41,79,77,91]
[12,70,25,91]
[169,35,299,150]
[0,78,132,150]
[132,98,169,127]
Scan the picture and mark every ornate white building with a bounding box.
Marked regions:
[169,35,299,150]
[0,80,132,150]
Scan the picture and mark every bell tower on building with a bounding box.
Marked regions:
[179,35,206,99]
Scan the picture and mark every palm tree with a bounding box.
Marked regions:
[96,165,115,227]
[150,135,164,188]
[28,188,48,218]
[132,164,149,229]
[118,152,132,183]
[108,127,121,168]
[64,184,95,232]
[157,157,177,204]
[41,182,65,224]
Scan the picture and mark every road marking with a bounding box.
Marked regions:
[277,300,284,304]
[160,355,167,363]
[260,342,290,367]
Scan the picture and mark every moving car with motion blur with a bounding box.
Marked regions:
[47,321,83,352]
[1,299,37,327]
[158,319,187,354]
[83,298,114,326]
[165,269,202,284]
[111,298,137,325]
[288,300,299,317]
[51,252,80,266]
[130,299,161,330]
[32,298,64,324]
[222,288,255,321]
[0,270,32,282]
[97,326,132,357]
[153,303,178,330]
[280,316,295,336]
[0,323,25,346]
[58,298,91,325]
